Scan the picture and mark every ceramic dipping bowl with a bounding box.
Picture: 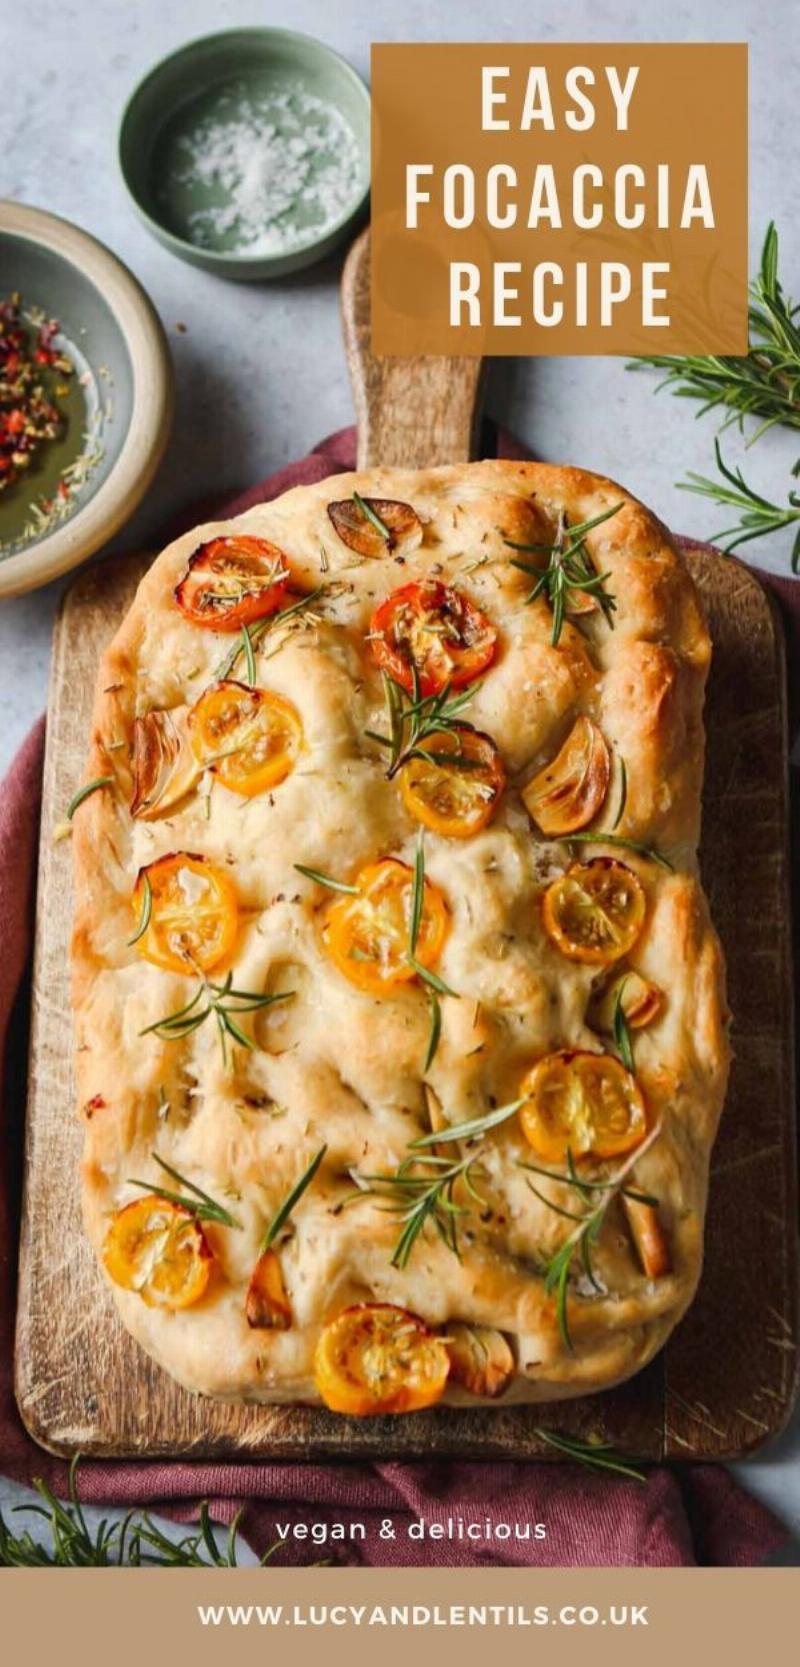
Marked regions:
[0,201,172,600]
[118,28,371,281]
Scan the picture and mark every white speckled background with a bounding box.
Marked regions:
[1,0,798,1558]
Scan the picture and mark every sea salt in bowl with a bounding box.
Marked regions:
[119,29,371,280]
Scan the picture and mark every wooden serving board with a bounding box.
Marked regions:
[15,233,799,1461]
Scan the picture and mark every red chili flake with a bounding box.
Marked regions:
[83,1094,107,1120]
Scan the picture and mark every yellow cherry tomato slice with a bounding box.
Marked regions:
[314,1303,450,1416]
[400,728,506,839]
[519,1049,647,1162]
[522,716,610,836]
[134,852,239,975]
[324,858,448,997]
[542,858,646,966]
[188,681,303,798]
[103,1196,212,1309]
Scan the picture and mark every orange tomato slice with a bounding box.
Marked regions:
[103,1196,212,1309]
[542,858,646,966]
[370,581,497,697]
[314,1303,450,1415]
[519,1049,647,1162]
[174,535,291,630]
[400,728,505,839]
[522,716,610,836]
[323,858,448,997]
[134,852,239,975]
[188,681,303,797]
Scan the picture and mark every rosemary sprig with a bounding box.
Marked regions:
[423,987,442,1072]
[533,1428,646,1482]
[214,586,326,680]
[140,973,293,1064]
[353,490,391,543]
[66,776,113,819]
[260,1144,327,1252]
[358,1150,488,1270]
[680,438,800,566]
[366,670,480,780]
[611,756,627,830]
[534,1122,663,1352]
[566,830,674,871]
[294,863,358,894]
[0,1457,284,1567]
[127,872,152,946]
[632,224,800,568]
[632,225,800,437]
[128,1153,242,1229]
[505,502,623,644]
[409,830,425,956]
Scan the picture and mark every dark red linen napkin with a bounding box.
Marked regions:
[0,425,794,1568]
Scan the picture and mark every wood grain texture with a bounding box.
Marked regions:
[341,228,484,468]
[14,547,798,1460]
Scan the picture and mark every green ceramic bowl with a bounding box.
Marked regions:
[0,202,172,600]
[118,28,370,280]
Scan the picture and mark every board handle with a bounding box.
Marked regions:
[340,228,484,470]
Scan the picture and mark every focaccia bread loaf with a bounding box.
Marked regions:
[72,460,729,1414]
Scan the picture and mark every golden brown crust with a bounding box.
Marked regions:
[71,460,730,1407]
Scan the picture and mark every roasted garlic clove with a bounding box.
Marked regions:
[245,1249,292,1330]
[446,1323,514,1398]
[589,969,663,1034]
[623,1196,671,1279]
[131,705,201,820]
[522,716,610,836]
[327,496,423,559]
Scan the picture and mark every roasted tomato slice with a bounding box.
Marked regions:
[522,716,610,836]
[589,969,663,1034]
[314,1303,450,1415]
[188,681,303,797]
[369,581,497,697]
[245,1249,292,1329]
[446,1324,514,1399]
[174,535,291,630]
[542,858,646,966]
[323,858,448,996]
[103,1196,212,1309]
[134,852,239,974]
[327,495,423,559]
[400,728,505,839]
[519,1049,647,1162]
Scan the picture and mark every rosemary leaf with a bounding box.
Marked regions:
[424,987,442,1072]
[409,831,425,958]
[127,873,152,947]
[612,756,627,830]
[613,980,635,1073]
[294,863,359,894]
[534,1428,646,1482]
[566,831,674,871]
[240,623,257,687]
[66,776,113,819]
[260,1144,327,1252]
[408,957,459,998]
[129,1153,242,1229]
[352,490,391,543]
[412,1096,526,1149]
